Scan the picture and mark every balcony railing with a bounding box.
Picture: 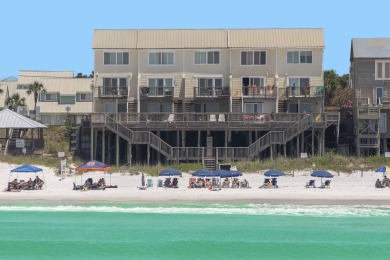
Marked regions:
[140,86,174,98]
[97,86,128,98]
[286,86,324,98]
[194,87,230,98]
[242,85,277,98]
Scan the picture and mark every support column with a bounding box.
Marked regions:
[284,144,286,157]
[90,127,94,160]
[270,145,273,160]
[157,130,161,163]
[322,128,326,156]
[300,132,304,153]
[128,143,132,167]
[107,132,111,164]
[147,143,150,166]
[102,128,105,163]
[116,133,119,166]
[312,128,315,157]
[297,134,300,157]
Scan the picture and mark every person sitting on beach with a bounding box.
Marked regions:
[223,178,230,188]
[382,175,390,187]
[34,176,44,189]
[10,179,20,190]
[376,179,384,188]
[26,178,34,189]
[98,178,106,187]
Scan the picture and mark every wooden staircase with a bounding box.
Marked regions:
[278,100,287,113]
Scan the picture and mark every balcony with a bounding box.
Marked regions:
[97,86,128,99]
[140,86,173,98]
[242,85,277,98]
[194,86,230,98]
[286,85,324,98]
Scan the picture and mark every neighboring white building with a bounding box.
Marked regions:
[0,70,93,125]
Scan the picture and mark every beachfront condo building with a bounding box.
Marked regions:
[91,28,339,168]
[350,38,390,156]
[0,71,93,154]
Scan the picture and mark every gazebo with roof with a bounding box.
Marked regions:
[0,109,47,155]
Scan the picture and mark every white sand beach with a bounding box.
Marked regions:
[0,162,389,205]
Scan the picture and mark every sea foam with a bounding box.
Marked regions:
[1,204,390,217]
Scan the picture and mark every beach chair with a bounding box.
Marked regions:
[222,178,230,188]
[209,114,217,122]
[163,114,174,123]
[320,180,331,188]
[73,182,83,191]
[157,179,163,188]
[147,179,153,188]
[259,178,272,188]
[172,178,179,188]
[218,114,225,122]
[163,178,171,188]
[271,178,278,188]
[305,180,316,188]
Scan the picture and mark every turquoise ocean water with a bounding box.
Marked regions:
[1,202,390,259]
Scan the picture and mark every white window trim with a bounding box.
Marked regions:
[286,50,313,64]
[196,77,223,88]
[244,102,263,113]
[240,50,267,66]
[194,50,220,65]
[375,60,390,80]
[148,51,175,66]
[103,51,130,66]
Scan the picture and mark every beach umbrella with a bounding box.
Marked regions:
[264,169,285,177]
[75,160,111,185]
[10,164,46,187]
[311,170,334,178]
[375,166,390,175]
[192,170,214,177]
[217,170,243,178]
[159,169,181,177]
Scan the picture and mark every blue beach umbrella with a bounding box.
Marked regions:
[311,170,334,178]
[217,170,243,178]
[264,169,285,177]
[192,170,214,177]
[159,169,181,177]
[375,166,390,175]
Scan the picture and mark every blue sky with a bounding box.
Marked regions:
[1,0,389,79]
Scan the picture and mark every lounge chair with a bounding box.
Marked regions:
[172,178,179,188]
[147,179,153,188]
[163,178,171,188]
[305,179,316,188]
[222,178,230,188]
[259,178,272,188]
[320,180,331,188]
[73,182,83,191]
[157,179,163,188]
[240,179,250,188]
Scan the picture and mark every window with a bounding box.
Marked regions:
[147,103,172,112]
[194,51,220,64]
[103,78,127,87]
[376,60,390,80]
[241,51,266,65]
[79,93,92,101]
[149,52,174,65]
[148,78,173,87]
[289,78,310,87]
[244,103,262,113]
[104,52,129,65]
[60,95,76,104]
[287,51,312,64]
[42,93,58,102]
[17,84,29,90]
[242,77,265,87]
[197,78,222,88]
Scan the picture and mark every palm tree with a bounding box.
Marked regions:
[5,93,26,111]
[27,81,46,119]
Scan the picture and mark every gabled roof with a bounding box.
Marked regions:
[1,76,17,82]
[0,109,47,129]
[351,38,390,59]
